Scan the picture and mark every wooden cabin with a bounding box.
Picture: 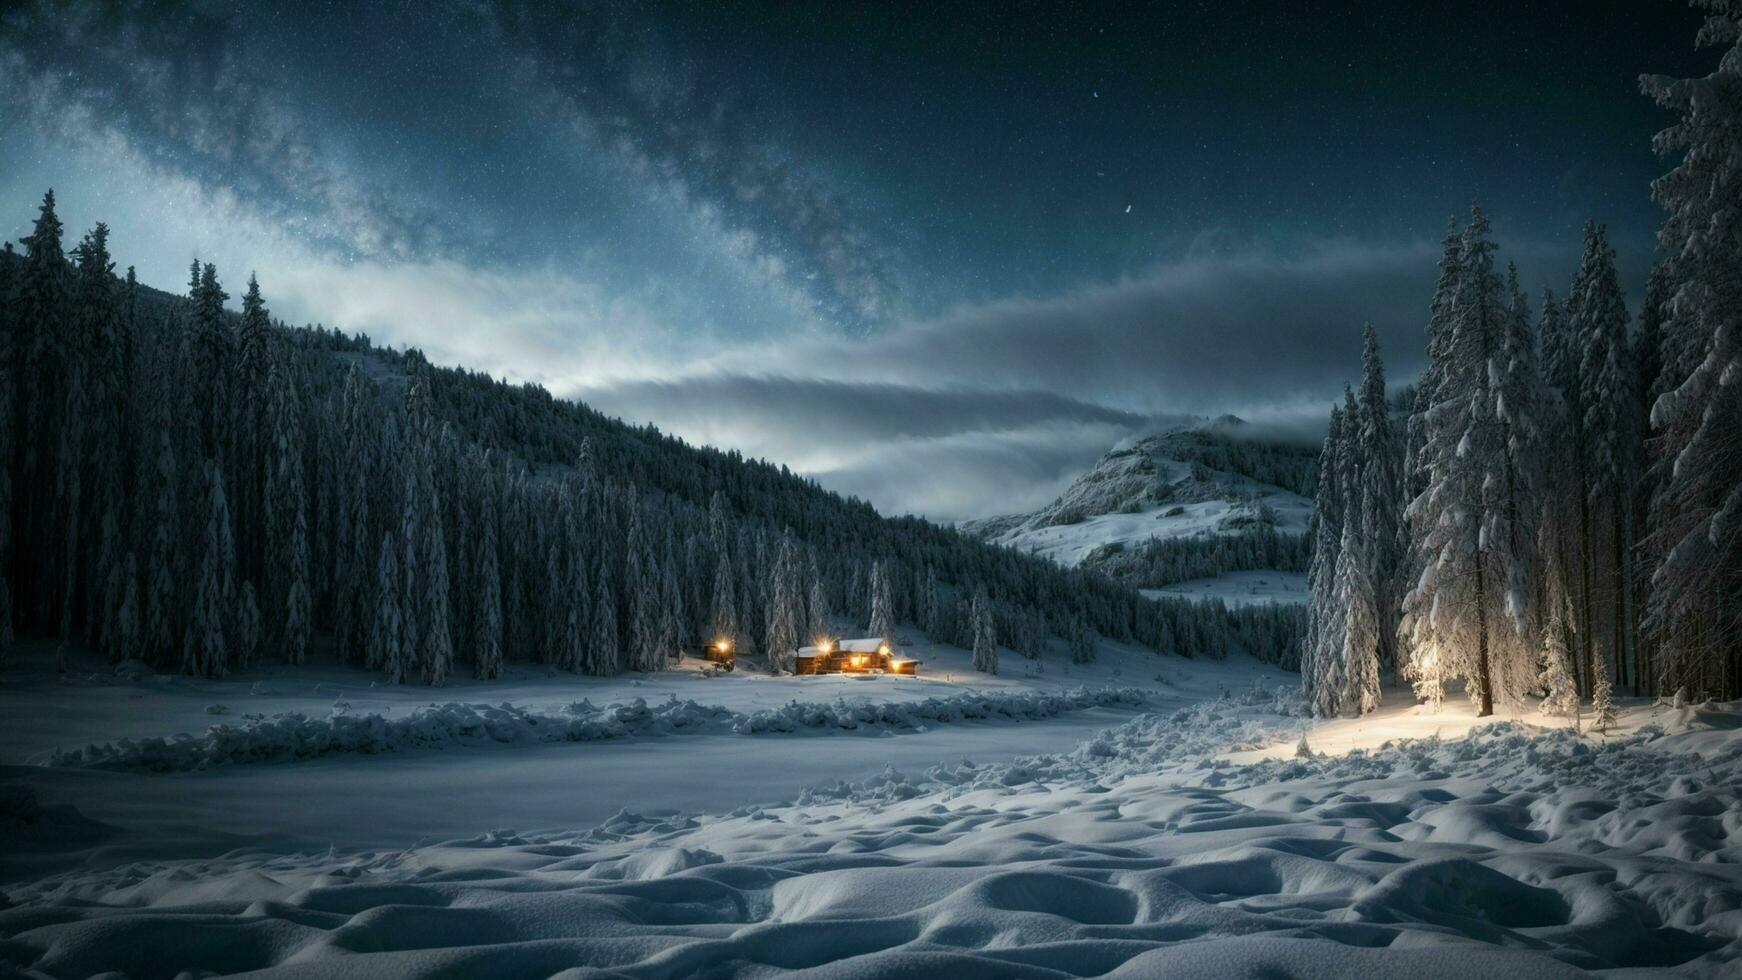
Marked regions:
[793,638,918,676]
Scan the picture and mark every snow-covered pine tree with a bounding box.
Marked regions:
[185,460,234,679]
[868,559,894,643]
[266,356,311,664]
[1591,655,1616,732]
[1400,206,1525,717]
[1535,286,1588,693]
[370,532,404,682]
[659,536,685,667]
[1540,603,1579,717]
[1356,324,1403,680]
[1639,3,1742,700]
[1491,262,1548,707]
[1070,617,1096,664]
[236,580,261,669]
[1570,222,1635,693]
[332,364,374,663]
[971,586,998,674]
[474,513,504,680]
[421,478,453,686]
[1336,519,1382,716]
[591,568,619,675]
[114,553,141,664]
[625,498,662,673]
[765,534,801,673]
[567,537,592,674]
[145,425,178,667]
[1304,402,1347,716]
[806,557,832,645]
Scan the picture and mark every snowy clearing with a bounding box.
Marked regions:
[3,644,1739,977]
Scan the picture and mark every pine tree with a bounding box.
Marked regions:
[1304,404,1347,715]
[114,553,141,664]
[1639,3,1742,700]
[1070,618,1097,664]
[474,515,504,680]
[765,534,801,672]
[1591,655,1616,733]
[868,559,894,642]
[659,538,685,667]
[592,571,619,675]
[806,558,832,644]
[1356,324,1402,679]
[1539,604,1579,717]
[145,426,179,667]
[185,461,234,679]
[625,500,661,672]
[1336,520,1381,716]
[421,484,453,686]
[236,581,262,670]
[709,536,738,651]
[1570,222,1635,693]
[1400,206,1526,717]
[971,587,998,674]
[266,357,311,663]
[370,532,404,683]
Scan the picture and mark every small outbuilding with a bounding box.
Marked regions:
[794,638,917,676]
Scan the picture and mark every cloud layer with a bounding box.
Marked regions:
[576,244,1451,519]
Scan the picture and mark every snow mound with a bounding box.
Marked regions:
[47,686,1149,772]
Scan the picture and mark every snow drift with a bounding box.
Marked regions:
[47,686,1150,772]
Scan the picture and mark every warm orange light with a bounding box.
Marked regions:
[878,644,890,656]
[852,654,866,667]
[819,641,833,653]
[716,640,731,653]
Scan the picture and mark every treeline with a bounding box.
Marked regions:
[1149,426,1319,498]
[1302,2,1741,713]
[0,196,1308,683]
[1083,526,1311,591]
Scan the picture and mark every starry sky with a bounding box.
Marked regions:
[0,0,1714,520]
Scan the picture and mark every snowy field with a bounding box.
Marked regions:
[1141,570,1309,609]
[3,643,1740,978]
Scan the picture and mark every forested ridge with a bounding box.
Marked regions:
[0,202,1306,684]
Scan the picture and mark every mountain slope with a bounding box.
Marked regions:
[962,417,1316,588]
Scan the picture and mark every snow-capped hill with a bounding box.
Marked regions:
[961,417,1316,572]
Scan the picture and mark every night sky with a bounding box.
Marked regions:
[0,1,1715,520]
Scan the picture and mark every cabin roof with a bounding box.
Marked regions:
[796,637,889,656]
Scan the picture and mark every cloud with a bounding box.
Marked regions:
[564,243,1462,517]
[701,243,1447,417]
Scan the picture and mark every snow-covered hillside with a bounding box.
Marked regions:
[962,416,1315,577]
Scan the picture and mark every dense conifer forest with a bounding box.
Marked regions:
[1300,15,1742,713]
[0,201,1306,683]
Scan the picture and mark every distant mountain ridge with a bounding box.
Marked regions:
[960,416,1316,582]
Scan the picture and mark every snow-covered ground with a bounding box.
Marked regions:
[1142,570,1309,609]
[4,641,1740,978]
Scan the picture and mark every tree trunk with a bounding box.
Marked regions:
[1474,548,1493,717]
[1612,503,1627,692]
[1579,492,1595,697]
